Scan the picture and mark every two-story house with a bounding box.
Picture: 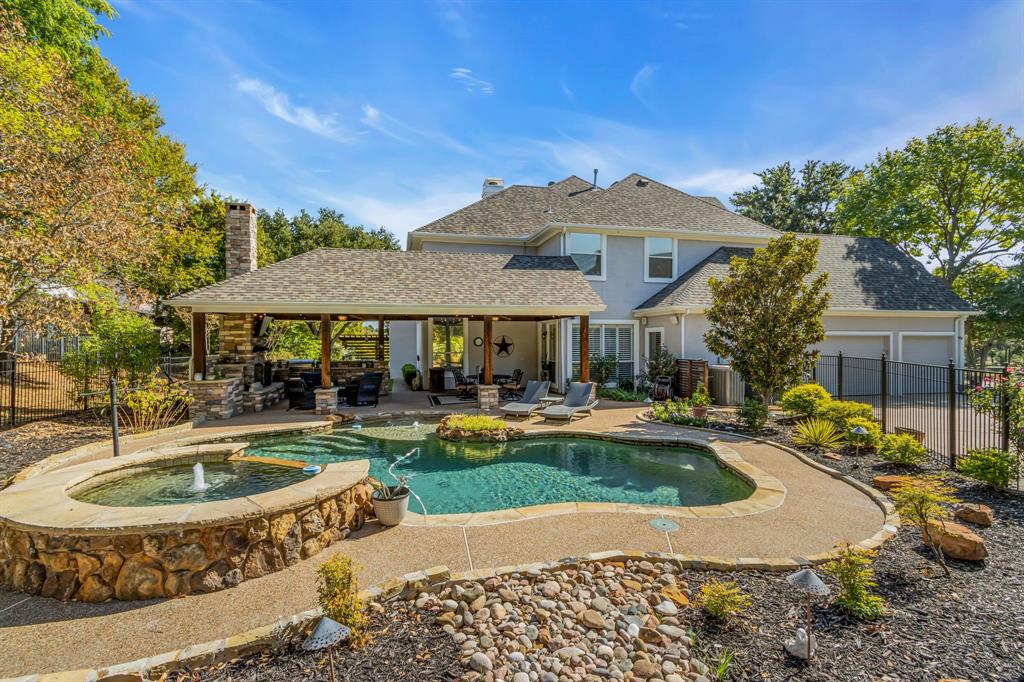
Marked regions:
[388,173,973,392]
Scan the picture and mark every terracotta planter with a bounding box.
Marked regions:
[691,406,708,419]
[372,487,410,526]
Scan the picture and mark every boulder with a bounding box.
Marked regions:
[954,503,993,527]
[924,520,988,561]
[269,512,297,545]
[41,568,79,600]
[74,552,102,583]
[300,510,325,537]
[77,574,114,602]
[872,474,914,491]
[243,541,285,579]
[191,560,230,594]
[164,570,192,597]
[115,554,166,600]
[280,524,302,566]
[160,543,209,573]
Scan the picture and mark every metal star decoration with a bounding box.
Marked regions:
[493,335,514,357]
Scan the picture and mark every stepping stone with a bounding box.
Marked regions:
[924,520,988,561]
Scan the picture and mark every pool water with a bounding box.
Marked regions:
[244,421,753,514]
[72,460,311,507]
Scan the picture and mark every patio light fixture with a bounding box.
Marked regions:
[850,424,869,456]
[785,568,830,661]
[302,616,351,682]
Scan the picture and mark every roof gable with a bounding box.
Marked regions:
[637,235,974,313]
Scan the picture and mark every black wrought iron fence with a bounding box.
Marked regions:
[0,355,190,429]
[812,354,1014,486]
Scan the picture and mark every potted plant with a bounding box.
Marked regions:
[371,476,410,527]
[691,381,712,418]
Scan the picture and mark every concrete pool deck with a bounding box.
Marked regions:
[0,402,890,677]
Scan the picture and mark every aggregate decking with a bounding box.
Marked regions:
[0,404,885,677]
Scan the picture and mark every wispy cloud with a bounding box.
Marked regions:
[629,64,658,109]
[450,67,494,94]
[236,78,355,142]
[560,80,576,104]
[668,169,760,196]
[436,0,471,40]
[360,103,477,156]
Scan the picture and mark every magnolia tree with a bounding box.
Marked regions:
[0,21,162,354]
[704,234,830,404]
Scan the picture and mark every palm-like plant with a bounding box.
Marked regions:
[792,418,843,450]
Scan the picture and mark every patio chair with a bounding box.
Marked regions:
[500,380,550,419]
[451,368,476,398]
[351,372,383,407]
[537,382,598,423]
[500,369,525,400]
[285,377,316,410]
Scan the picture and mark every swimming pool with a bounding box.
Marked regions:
[242,421,753,515]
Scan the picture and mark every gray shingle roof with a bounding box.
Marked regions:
[637,235,974,313]
[412,173,777,239]
[168,248,605,314]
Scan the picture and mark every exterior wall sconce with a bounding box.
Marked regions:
[641,316,648,325]
[671,315,679,324]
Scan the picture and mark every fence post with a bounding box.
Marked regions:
[110,375,121,458]
[837,351,844,401]
[880,353,888,433]
[947,359,957,469]
[1001,366,1011,453]
[8,354,16,427]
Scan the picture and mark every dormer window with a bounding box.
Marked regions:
[568,232,605,279]
[645,237,674,282]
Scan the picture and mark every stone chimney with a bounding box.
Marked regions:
[225,203,257,278]
[481,177,504,199]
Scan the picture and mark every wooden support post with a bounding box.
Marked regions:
[376,316,385,362]
[321,314,332,388]
[191,312,206,379]
[580,315,590,383]
[483,317,493,385]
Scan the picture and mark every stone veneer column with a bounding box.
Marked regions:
[188,378,244,421]
[477,385,500,410]
[225,203,257,279]
[218,315,257,365]
[314,388,338,415]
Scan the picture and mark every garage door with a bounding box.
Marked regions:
[816,335,890,358]
[901,335,954,366]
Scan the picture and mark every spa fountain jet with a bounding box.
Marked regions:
[191,462,209,492]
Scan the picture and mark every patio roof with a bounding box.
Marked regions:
[166,248,606,318]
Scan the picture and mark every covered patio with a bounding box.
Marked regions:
[167,248,606,420]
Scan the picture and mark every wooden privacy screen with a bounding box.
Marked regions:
[675,358,710,398]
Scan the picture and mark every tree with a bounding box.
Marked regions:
[731,160,851,233]
[704,234,831,404]
[836,120,1024,285]
[0,23,161,353]
[257,207,400,267]
[951,263,1024,368]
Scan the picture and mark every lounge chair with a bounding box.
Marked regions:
[537,382,598,422]
[500,380,550,418]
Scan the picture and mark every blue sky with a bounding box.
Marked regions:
[106,0,1023,245]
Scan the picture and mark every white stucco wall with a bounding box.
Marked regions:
[387,321,420,379]
[465,320,539,381]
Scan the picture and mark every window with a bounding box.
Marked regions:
[645,237,674,281]
[646,328,664,360]
[571,322,634,384]
[568,233,604,278]
[431,318,464,368]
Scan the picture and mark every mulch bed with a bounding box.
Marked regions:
[187,602,462,681]
[0,413,113,485]
[650,410,1024,680]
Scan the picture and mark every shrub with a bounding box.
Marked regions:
[891,475,960,575]
[119,381,192,433]
[818,400,874,432]
[599,387,647,402]
[443,414,507,432]
[644,345,677,383]
[737,398,769,432]
[846,416,883,450]
[401,363,417,386]
[589,354,619,388]
[691,381,712,407]
[878,433,928,466]
[316,555,368,646]
[823,544,886,621]
[792,417,843,451]
[698,579,751,621]
[958,447,1020,489]
[651,398,707,427]
[780,383,832,417]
